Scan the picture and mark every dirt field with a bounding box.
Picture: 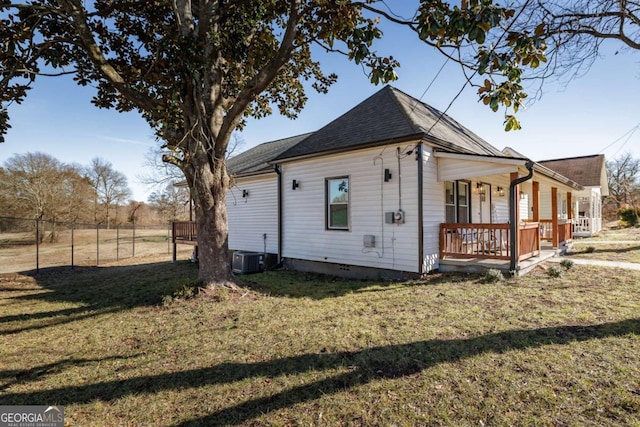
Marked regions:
[0,227,194,274]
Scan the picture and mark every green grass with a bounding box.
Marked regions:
[1,262,640,426]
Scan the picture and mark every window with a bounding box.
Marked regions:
[445,181,456,223]
[326,177,349,230]
[457,182,469,223]
[444,180,470,223]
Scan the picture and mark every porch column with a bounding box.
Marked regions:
[511,172,520,259]
[551,187,558,248]
[567,191,573,240]
[532,181,540,251]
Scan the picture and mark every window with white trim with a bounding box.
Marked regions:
[444,180,470,223]
[326,177,349,230]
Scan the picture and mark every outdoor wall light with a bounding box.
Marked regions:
[384,168,392,182]
[476,182,486,194]
[292,179,300,190]
[497,186,505,197]
[520,192,527,200]
[242,189,249,198]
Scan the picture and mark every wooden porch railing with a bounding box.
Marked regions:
[440,222,541,261]
[537,219,553,241]
[530,218,572,246]
[558,220,572,244]
[518,222,541,261]
[440,223,511,260]
[172,221,197,242]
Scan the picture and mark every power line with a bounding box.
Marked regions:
[598,122,640,155]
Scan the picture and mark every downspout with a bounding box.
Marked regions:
[509,161,534,274]
[417,144,424,275]
[275,164,283,264]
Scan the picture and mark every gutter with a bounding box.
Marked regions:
[275,164,283,264]
[417,143,424,275]
[509,161,534,274]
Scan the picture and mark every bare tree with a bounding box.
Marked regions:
[496,1,639,96]
[85,158,131,228]
[607,152,640,209]
[1,152,93,240]
[148,183,191,223]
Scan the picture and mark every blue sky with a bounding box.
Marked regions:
[1,16,639,201]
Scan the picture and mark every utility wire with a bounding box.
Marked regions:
[610,125,640,158]
[422,0,532,138]
[598,122,640,155]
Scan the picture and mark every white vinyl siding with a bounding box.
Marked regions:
[282,144,420,273]
[421,146,443,272]
[227,174,278,254]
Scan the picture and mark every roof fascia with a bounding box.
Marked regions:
[231,169,277,179]
[533,163,584,191]
[433,150,528,166]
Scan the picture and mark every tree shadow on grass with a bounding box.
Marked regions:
[0,261,198,334]
[242,270,477,300]
[571,245,640,255]
[1,317,637,425]
[0,355,138,392]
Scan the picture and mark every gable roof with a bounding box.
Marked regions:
[275,85,503,161]
[227,133,312,176]
[537,154,606,187]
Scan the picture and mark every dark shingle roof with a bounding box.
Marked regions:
[537,154,606,187]
[227,133,312,175]
[275,86,503,161]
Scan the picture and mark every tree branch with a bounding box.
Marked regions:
[217,0,302,154]
[57,0,159,112]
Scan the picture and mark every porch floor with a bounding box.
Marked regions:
[439,249,559,276]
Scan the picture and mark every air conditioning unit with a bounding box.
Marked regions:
[232,251,263,274]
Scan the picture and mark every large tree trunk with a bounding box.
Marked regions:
[188,148,234,287]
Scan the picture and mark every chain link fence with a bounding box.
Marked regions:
[0,216,179,274]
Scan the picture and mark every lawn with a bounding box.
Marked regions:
[1,258,639,426]
[566,243,640,264]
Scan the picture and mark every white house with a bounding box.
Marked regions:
[537,155,608,237]
[174,86,587,278]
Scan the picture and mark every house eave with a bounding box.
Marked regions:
[231,168,277,179]
[433,150,529,165]
[533,164,584,191]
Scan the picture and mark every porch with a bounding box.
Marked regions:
[438,222,561,275]
[172,221,198,261]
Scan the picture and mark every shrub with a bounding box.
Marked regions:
[162,281,199,306]
[484,269,503,283]
[618,207,639,227]
[559,259,574,270]
[585,246,596,254]
[547,265,562,278]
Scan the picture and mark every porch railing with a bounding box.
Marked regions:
[572,217,599,235]
[518,222,541,261]
[537,219,553,241]
[172,221,197,242]
[534,218,572,246]
[440,223,511,260]
[558,220,572,244]
[440,222,541,261]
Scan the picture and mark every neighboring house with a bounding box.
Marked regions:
[173,86,585,278]
[537,155,609,237]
